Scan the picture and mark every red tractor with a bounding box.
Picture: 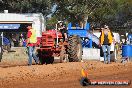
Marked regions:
[37,30,69,64]
[37,22,86,64]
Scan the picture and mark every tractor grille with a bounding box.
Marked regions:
[41,34,54,47]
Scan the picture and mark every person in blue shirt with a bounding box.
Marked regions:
[2,37,11,52]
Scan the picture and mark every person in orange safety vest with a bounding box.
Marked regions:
[100,25,115,64]
[26,25,39,66]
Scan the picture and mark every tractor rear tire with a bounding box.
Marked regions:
[68,35,82,62]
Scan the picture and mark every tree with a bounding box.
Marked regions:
[52,0,115,25]
[51,0,132,28]
[0,0,53,16]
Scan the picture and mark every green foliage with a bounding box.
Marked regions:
[0,0,53,16]
[52,0,132,26]
[0,0,131,27]
[46,16,58,29]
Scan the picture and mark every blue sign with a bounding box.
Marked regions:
[0,24,20,29]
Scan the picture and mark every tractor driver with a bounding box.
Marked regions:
[56,21,68,42]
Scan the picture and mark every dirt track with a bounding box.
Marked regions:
[0,61,132,88]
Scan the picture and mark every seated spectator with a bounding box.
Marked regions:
[3,37,11,52]
[19,33,26,47]
[12,34,19,47]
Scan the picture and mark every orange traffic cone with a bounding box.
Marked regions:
[80,69,91,86]
[81,69,88,78]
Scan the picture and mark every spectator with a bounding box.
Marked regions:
[100,25,115,64]
[19,33,26,47]
[2,37,11,52]
[12,34,19,47]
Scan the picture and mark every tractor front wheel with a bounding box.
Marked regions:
[37,50,54,64]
